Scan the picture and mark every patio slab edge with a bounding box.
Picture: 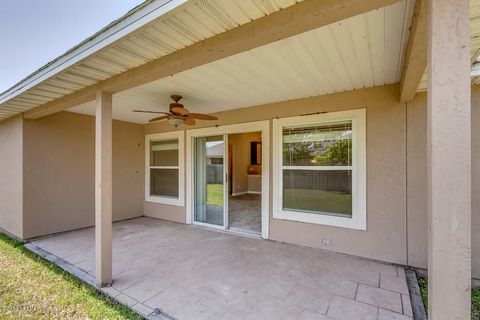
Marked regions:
[23,242,175,320]
[405,268,428,320]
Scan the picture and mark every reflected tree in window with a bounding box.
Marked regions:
[313,139,351,166]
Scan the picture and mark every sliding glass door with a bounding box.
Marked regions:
[193,135,227,227]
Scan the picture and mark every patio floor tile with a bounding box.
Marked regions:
[378,308,413,320]
[286,283,333,313]
[356,284,403,313]
[132,303,154,318]
[30,217,413,320]
[381,273,410,294]
[402,293,413,317]
[116,293,138,307]
[326,295,378,320]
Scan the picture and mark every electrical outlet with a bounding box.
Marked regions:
[322,239,331,246]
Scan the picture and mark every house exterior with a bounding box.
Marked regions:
[0,0,477,318]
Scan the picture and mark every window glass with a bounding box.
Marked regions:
[149,138,180,199]
[283,169,352,217]
[282,120,353,217]
[283,121,352,166]
[150,139,179,166]
[150,168,179,198]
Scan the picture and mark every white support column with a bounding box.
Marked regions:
[427,0,471,319]
[95,91,112,287]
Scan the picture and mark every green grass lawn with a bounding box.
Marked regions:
[207,183,224,206]
[283,188,352,216]
[0,233,142,320]
[418,277,480,319]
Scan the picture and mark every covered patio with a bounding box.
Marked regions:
[0,0,477,318]
[29,217,413,320]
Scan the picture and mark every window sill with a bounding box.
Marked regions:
[145,196,184,207]
[273,209,366,231]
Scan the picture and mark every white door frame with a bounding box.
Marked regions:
[186,120,270,239]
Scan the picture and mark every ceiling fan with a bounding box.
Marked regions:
[133,95,218,126]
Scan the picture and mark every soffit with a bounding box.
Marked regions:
[0,0,302,120]
[69,0,415,123]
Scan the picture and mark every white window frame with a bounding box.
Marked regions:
[272,109,366,230]
[145,131,185,206]
[185,120,270,239]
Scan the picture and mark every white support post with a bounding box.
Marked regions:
[427,0,471,318]
[95,91,112,287]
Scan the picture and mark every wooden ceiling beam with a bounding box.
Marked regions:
[399,0,427,102]
[25,0,402,119]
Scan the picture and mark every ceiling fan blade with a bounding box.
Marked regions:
[189,113,218,120]
[148,115,170,123]
[171,106,189,115]
[133,110,170,115]
[183,117,196,125]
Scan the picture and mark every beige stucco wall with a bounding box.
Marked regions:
[142,84,479,277]
[145,84,408,265]
[406,92,428,270]
[144,202,185,223]
[0,115,23,238]
[473,87,480,280]
[22,111,144,239]
[1,83,476,278]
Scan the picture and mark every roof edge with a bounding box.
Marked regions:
[0,0,186,105]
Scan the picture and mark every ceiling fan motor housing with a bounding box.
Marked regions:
[169,102,184,110]
[133,93,217,124]
[170,94,182,103]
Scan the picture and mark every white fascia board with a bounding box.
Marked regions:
[0,0,187,105]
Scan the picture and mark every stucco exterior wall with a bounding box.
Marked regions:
[145,84,408,265]
[142,84,479,277]
[405,88,480,280]
[1,83,476,278]
[406,92,428,270]
[0,115,23,238]
[22,111,144,239]
[473,87,480,280]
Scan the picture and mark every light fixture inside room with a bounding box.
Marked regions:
[168,116,184,126]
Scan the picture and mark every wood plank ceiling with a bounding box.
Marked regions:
[69,0,416,123]
[3,0,480,122]
[0,0,303,120]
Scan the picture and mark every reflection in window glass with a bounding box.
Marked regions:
[282,121,353,217]
[283,121,352,166]
[283,170,352,217]
[150,168,179,198]
[150,139,179,166]
[149,139,179,199]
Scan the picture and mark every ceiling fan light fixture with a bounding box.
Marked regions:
[133,94,217,126]
[168,117,184,126]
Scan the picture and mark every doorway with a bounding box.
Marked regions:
[187,121,269,239]
[227,132,262,234]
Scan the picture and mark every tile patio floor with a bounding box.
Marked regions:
[30,217,413,320]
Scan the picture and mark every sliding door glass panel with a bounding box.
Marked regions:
[194,136,224,226]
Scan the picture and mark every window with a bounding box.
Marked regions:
[272,109,366,230]
[145,132,184,206]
